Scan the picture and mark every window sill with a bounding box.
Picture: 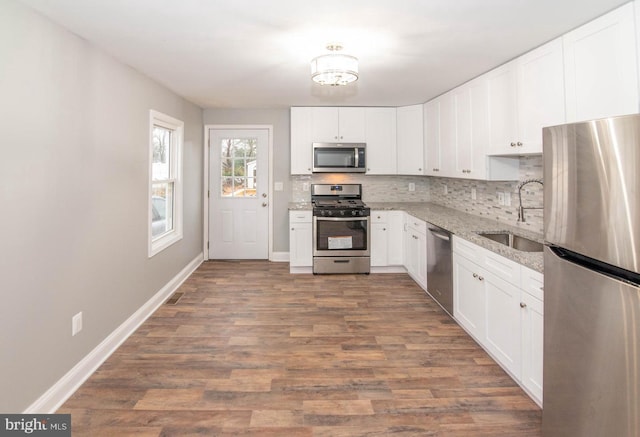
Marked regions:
[149,230,183,258]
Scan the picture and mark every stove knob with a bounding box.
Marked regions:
[340,210,345,216]
[352,210,356,216]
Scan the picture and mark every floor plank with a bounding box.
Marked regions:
[59,260,541,436]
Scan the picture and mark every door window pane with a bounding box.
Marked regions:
[220,137,257,197]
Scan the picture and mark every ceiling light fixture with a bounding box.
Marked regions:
[311,43,359,86]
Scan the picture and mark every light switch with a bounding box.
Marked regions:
[274,182,283,191]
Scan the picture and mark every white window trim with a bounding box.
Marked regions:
[149,110,184,257]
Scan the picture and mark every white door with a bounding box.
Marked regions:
[209,128,269,259]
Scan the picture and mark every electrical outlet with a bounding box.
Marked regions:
[471,188,477,200]
[408,182,415,192]
[497,192,505,206]
[504,191,511,206]
[274,181,283,191]
[72,312,83,336]
[302,182,309,192]
[443,184,448,195]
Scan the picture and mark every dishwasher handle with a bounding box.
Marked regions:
[428,228,451,242]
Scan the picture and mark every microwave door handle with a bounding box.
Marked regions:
[354,148,359,168]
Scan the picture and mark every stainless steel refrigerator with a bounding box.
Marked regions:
[543,114,640,437]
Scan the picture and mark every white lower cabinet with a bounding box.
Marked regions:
[453,236,543,406]
[484,269,522,379]
[453,253,485,338]
[289,211,312,269]
[371,213,389,267]
[371,210,404,267]
[403,214,427,289]
[520,267,544,405]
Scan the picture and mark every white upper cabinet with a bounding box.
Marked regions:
[397,104,425,175]
[564,3,638,123]
[424,99,441,176]
[425,94,456,177]
[290,107,313,174]
[311,107,366,142]
[454,77,492,179]
[425,79,518,181]
[487,61,518,154]
[365,107,397,175]
[517,38,565,151]
[488,38,565,155]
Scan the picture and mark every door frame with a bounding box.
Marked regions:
[203,124,274,260]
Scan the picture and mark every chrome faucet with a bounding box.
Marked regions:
[517,178,543,222]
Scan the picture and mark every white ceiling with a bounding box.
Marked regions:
[20,0,630,109]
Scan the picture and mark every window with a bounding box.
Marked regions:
[149,110,183,257]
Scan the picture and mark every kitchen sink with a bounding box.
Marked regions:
[477,232,543,252]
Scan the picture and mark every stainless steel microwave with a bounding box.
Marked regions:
[312,143,366,173]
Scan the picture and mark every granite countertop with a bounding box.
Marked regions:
[289,201,544,273]
[367,202,543,273]
[288,202,312,211]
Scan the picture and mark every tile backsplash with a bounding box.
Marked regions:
[290,155,543,234]
[429,155,544,234]
[290,174,430,203]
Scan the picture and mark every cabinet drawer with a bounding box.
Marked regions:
[453,236,485,264]
[371,211,389,223]
[289,211,312,223]
[406,215,427,234]
[483,250,521,287]
[521,266,544,301]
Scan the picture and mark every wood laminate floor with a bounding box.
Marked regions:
[59,261,542,436]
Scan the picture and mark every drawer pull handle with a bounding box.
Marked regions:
[520,302,527,308]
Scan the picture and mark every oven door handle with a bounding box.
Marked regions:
[314,216,369,222]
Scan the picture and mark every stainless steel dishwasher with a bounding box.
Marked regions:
[426,223,453,315]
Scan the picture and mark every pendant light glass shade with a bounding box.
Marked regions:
[311,44,358,86]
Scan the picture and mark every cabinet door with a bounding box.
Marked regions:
[371,222,389,267]
[468,78,490,179]
[289,222,312,267]
[365,108,397,174]
[338,107,366,142]
[405,228,426,288]
[453,254,485,340]
[424,100,441,176]
[517,38,565,153]
[290,107,313,174]
[453,86,472,177]
[521,291,543,405]
[488,61,518,154]
[438,93,456,177]
[563,3,638,122]
[311,107,339,142]
[388,211,405,266]
[484,272,522,378]
[397,105,425,175]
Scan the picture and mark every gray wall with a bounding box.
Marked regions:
[203,109,290,253]
[0,0,203,411]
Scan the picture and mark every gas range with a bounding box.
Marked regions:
[312,199,370,217]
[310,184,371,274]
[311,184,370,217]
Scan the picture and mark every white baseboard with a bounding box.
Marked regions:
[289,266,313,274]
[370,266,407,273]
[270,251,289,262]
[24,253,204,414]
